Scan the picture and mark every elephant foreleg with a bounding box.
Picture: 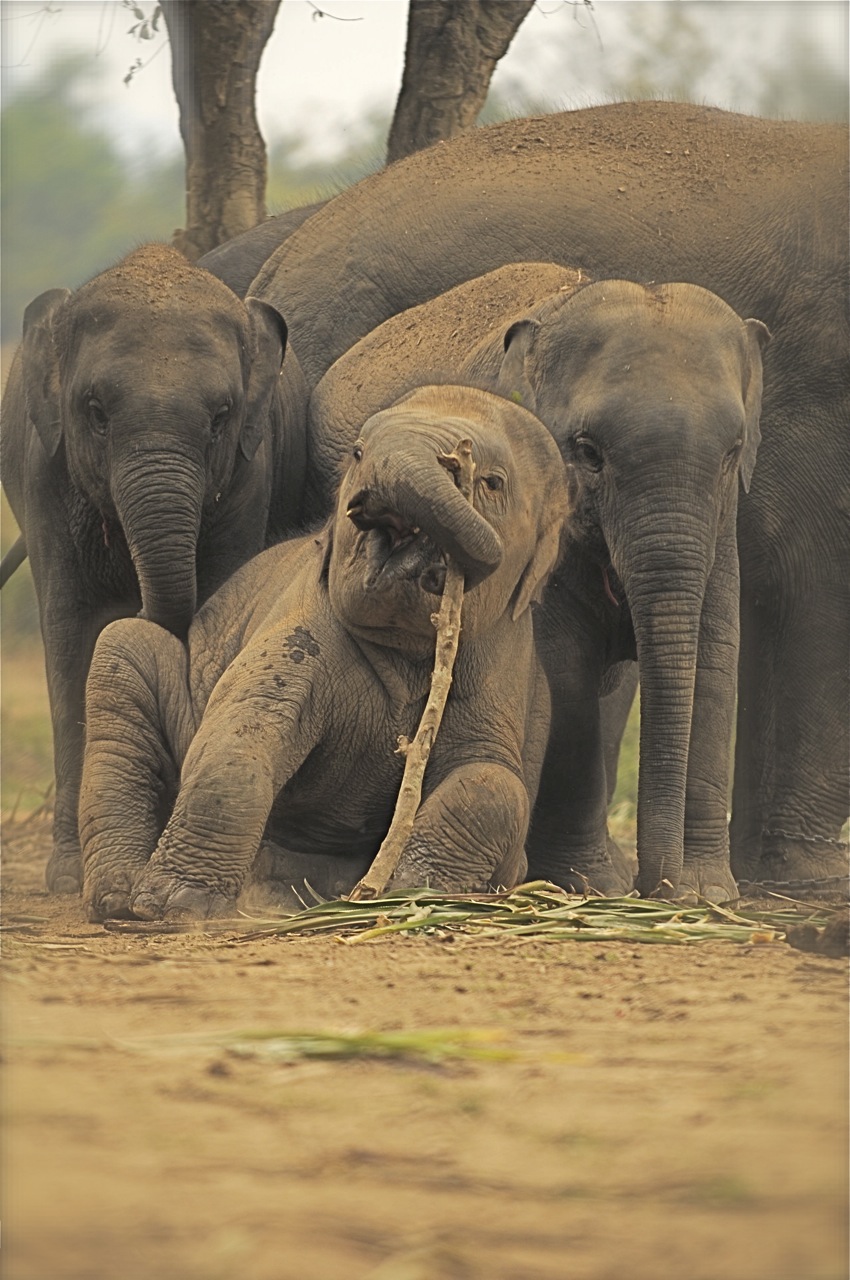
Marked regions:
[733,584,850,893]
[387,762,530,893]
[526,606,634,895]
[600,662,639,806]
[128,664,320,920]
[42,611,98,894]
[80,619,196,921]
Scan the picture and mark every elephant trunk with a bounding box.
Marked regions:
[612,495,715,896]
[111,445,205,640]
[363,440,503,586]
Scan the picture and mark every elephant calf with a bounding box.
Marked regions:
[80,385,568,921]
[0,244,310,894]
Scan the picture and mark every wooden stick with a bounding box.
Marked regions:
[349,439,476,900]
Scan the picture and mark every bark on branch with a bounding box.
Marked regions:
[349,440,476,900]
[387,0,535,165]
[162,0,281,260]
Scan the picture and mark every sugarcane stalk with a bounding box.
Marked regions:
[349,439,475,900]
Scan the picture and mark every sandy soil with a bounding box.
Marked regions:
[2,816,847,1280]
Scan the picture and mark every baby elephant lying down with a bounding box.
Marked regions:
[81,386,569,921]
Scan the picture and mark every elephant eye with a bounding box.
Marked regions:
[87,397,108,436]
[352,444,363,462]
[482,474,504,492]
[210,401,231,439]
[722,440,743,472]
[574,435,603,472]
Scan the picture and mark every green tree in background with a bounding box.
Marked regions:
[0,56,396,343]
[1,53,184,337]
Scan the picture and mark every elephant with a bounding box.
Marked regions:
[0,242,310,894]
[197,200,328,299]
[240,101,848,894]
[305,266,768,899]
[78,384,569,922]
[304,260,584,520]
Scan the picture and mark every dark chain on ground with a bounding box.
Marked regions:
[761,828,849,849]
[739,874,849,894]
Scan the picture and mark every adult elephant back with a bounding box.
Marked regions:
[253,100,849,894]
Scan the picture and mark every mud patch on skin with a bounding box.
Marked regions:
[284,627,321,663]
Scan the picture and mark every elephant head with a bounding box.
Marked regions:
[328,384,568,656]
[20,244,287,637]
[497,279,770,892]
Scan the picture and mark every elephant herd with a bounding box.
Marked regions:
[2,101,847,920]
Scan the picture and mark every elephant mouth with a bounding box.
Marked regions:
[346,498,445,594]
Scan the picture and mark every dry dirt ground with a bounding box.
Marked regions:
[2,817,847,1280]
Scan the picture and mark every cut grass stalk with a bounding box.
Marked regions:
[99,881,840,946]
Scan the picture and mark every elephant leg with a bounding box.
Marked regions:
[680,527,740,903]
[36,570,115,894]
[735,588,849,894]
[526,600,633,894]
[129,667,319,921]
[600,662,639,806]
[385,762,529,893]
[42,618,93,894]
[80,620,195,921]
[729,585,775,881]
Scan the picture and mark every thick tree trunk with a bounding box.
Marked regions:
[387,0,535,165]
[162,0,281,260]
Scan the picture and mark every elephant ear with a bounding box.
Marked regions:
[739,318,771,493]
[497,319,540,413]
[21,288,71,458]
[240,297,288,461]
[511,514,565,621]
[316,520,334,584]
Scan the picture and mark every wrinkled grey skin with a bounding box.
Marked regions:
[197,200,328,299]
[247,101,849,894]
[80,385,568,922]
[307,270,768,899]
[0,243,309,895]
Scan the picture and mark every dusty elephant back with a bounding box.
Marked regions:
[198,200,328,299]
[253,102,847,389]
[306,262,584,515]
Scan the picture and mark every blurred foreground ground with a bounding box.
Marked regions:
[2,815,847,1280]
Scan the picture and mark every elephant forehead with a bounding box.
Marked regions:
[361,403,511,462]
[64,295,245,355]
[545,310,744,390]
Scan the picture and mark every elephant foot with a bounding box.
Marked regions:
[130,867,235,921]
[740,836,849,901]
[528,840,635,897]
[670,856,739,906]
[254,840,370,902]
[45,846,83,895]
[85,886,136,923]
[84,861,142,921]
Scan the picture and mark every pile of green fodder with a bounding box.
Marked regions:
[105,881,841,948]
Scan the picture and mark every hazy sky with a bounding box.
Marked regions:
[2,0,847,165]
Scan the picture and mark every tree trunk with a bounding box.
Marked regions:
[161,0,281,261]
[387,0,535,165]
